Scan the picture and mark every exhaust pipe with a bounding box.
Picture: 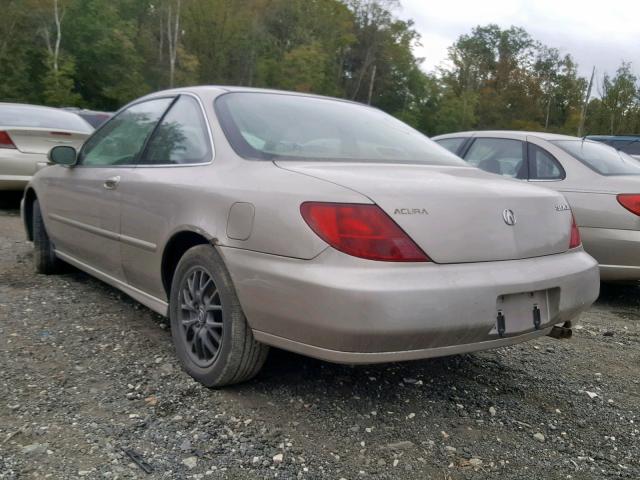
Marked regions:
[547,321,572,339]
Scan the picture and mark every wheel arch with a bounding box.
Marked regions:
[161,230,213,297]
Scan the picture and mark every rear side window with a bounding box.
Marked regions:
[435,137,466,154]
[528,144,564,180]
[0,105,92,132]
[613,140,640,156]
[464,138,526,178]
[140,96,211,165]
[80,98,173,166]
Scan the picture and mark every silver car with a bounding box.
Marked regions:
[22,88,599,387]
[0,103,93,190]
[433,131,640,281]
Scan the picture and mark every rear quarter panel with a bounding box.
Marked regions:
[0,149,46,178]
[118,100,370,301]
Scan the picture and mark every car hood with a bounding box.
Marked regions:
[276,161,574,264]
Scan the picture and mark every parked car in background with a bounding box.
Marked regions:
[0,103,93,191]
[22,87,598,387]
[433,131,640,281]
[586,135,640,160]
[62,107,113,129]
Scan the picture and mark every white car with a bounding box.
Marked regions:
[433,130,640,281]
[0,103,93,191]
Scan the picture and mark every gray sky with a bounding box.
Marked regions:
[398,0,639,87]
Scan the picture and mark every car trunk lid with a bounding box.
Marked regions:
[3,128,89,154]
[276,161,573,263]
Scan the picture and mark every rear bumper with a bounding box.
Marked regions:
[581,226,640,281]
[220,247,600,363]
[0,175,30,191]
[0,150,47,191]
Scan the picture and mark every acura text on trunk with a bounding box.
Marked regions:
[21,87,600,387]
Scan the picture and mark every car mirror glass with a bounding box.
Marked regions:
[48,145,78,166]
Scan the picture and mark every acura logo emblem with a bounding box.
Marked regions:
[502,209,516,226]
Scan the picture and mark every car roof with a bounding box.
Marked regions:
[432,130,581,142]
[140,85,364,106]
[587,134,640,140]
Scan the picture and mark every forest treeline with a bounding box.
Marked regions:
[1,0,639,136]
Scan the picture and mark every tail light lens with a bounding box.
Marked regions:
[617,194,640,216]
[300,202,430,262]
[569,214,581,249]
[0,131,16,149]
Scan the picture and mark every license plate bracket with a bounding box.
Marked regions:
[491,290,550,337]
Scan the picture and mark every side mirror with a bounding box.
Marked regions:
[48,145,78,166]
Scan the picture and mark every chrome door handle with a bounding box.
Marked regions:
[103,175,121,190]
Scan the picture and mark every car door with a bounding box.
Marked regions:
[43,97,174,280]
[119,94,214,300]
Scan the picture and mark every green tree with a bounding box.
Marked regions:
[42,53,81,106]
[597,63,638,134]
[63,0,150,109]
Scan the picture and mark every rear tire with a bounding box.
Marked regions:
[169,245,269,387]
[33,200,62,275]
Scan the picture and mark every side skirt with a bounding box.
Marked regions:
[55,250,169,316]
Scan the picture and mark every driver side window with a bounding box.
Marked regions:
[80,98,173,166]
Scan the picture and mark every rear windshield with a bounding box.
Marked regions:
[435,137,467,154]
[78,112,112,129]
[551,140,640,175]
[613,139,640,156]
[0,105,93,132]
[215,92,467,166]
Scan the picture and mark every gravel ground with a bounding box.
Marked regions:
[1,194,639,479]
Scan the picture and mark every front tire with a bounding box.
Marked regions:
[33,200,61,275]
[169,245,269,387]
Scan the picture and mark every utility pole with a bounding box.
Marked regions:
[367,64,377,105]
[167,0,181,88]
[578,66,595,137]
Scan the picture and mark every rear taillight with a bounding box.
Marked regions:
[300,202,430,262]
[569,214,581,249]
[0,131,16,149]
[617,194,640,216]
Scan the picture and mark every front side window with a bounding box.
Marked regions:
[464,138,526,178]
[80,98,173,166]
[435,137,467,155]
[551,140,640,176]
[214,92,467,166]
[140,96,211,165]
[528,144,564,180]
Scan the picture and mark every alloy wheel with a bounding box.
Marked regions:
[178,267,223,367]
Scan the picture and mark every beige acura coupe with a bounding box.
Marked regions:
[22,87,599,386]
